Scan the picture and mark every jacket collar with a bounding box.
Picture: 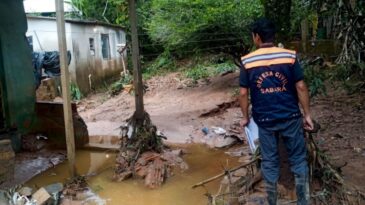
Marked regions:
[259,43,275,48]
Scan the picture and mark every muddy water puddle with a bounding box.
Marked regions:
[27,144,239,205]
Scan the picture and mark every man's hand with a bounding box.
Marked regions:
[303,115,314,131]
[240,118,249,127]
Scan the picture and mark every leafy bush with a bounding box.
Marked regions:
[214,62,237,74]
[71,0,129,26]
[70,83,83,101]
[108,74,133,96]
[331,63,365,94]
[304,65,327,97]
[185,65,210,82]
[146,0,263,56]
[185,60,237,82]
[143,51,177,79]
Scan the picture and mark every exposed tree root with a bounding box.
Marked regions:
[113,111,187,189]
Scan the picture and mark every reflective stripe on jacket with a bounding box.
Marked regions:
[241,47,301,125]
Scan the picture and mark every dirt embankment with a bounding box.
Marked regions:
[79,72,240,143]
[79,71,365,192]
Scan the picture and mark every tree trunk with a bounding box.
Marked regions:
[128,0,145,122]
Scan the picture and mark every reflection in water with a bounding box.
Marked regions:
[27,144,238,205]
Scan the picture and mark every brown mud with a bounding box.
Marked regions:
[78,71,365,202]
[27,144,239,205]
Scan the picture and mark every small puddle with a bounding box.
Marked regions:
[27,144,239,205]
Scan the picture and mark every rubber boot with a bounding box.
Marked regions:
[265,182,278,205]
[295,174,310,205]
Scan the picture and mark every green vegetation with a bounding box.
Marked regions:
[69,0,364,93]
[146,0,263,56]
[304,64,327,97]
[185,62,236,82]
[142,52,237,82]
[142,52,177,79]
[108,73,133,96]
[70,83,83,101]
[331,63,365,94]
[70,0,129,26]
[262,0,292,38]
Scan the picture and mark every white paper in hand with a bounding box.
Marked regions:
[244,118,259,153]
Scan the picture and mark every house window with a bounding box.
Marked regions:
[89,38,95,56]
[101,34,110,59]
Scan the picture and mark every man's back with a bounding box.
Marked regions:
[240,46,304,126]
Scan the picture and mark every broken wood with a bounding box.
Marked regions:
[192,159,257,189]
[114,112,186,188]
[32,187,51,205]
[199,121,365,204]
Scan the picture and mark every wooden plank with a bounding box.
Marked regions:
[32,187,51,205]
[128,0,145,120]
[55,0,76,177]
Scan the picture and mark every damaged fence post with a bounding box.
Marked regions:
[55,0,76,177]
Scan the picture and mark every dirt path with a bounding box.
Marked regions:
[79,71,365,192]
[310,90,365,192]
[79,72,240,143]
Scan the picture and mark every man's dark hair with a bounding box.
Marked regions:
[251,18,276,43]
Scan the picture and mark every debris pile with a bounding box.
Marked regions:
[0,177,106,205]
[194,123,365,205]
[113,112,188,188]
[200,124,245,149]
[62,176,88,197]
[36,78,58,101]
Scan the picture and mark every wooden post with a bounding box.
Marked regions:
[128,0,145,120]
[55,0,76,177]
[301,19,308,53]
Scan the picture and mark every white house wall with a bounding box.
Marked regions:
[26,18,76,81]
[70,24,126,93]
[26,17,127,94]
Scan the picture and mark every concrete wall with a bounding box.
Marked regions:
[26,18,75,79]
[70,24,126,93]
[26,17,127,94]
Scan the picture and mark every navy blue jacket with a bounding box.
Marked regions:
[240,46,304,126]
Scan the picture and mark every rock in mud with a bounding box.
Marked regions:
[44,183,63,195]
[18,186,33,196]
[206,135,237,148]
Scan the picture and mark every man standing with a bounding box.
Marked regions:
[239,18,314,205]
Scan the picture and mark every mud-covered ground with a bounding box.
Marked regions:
[79,71,365,193]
